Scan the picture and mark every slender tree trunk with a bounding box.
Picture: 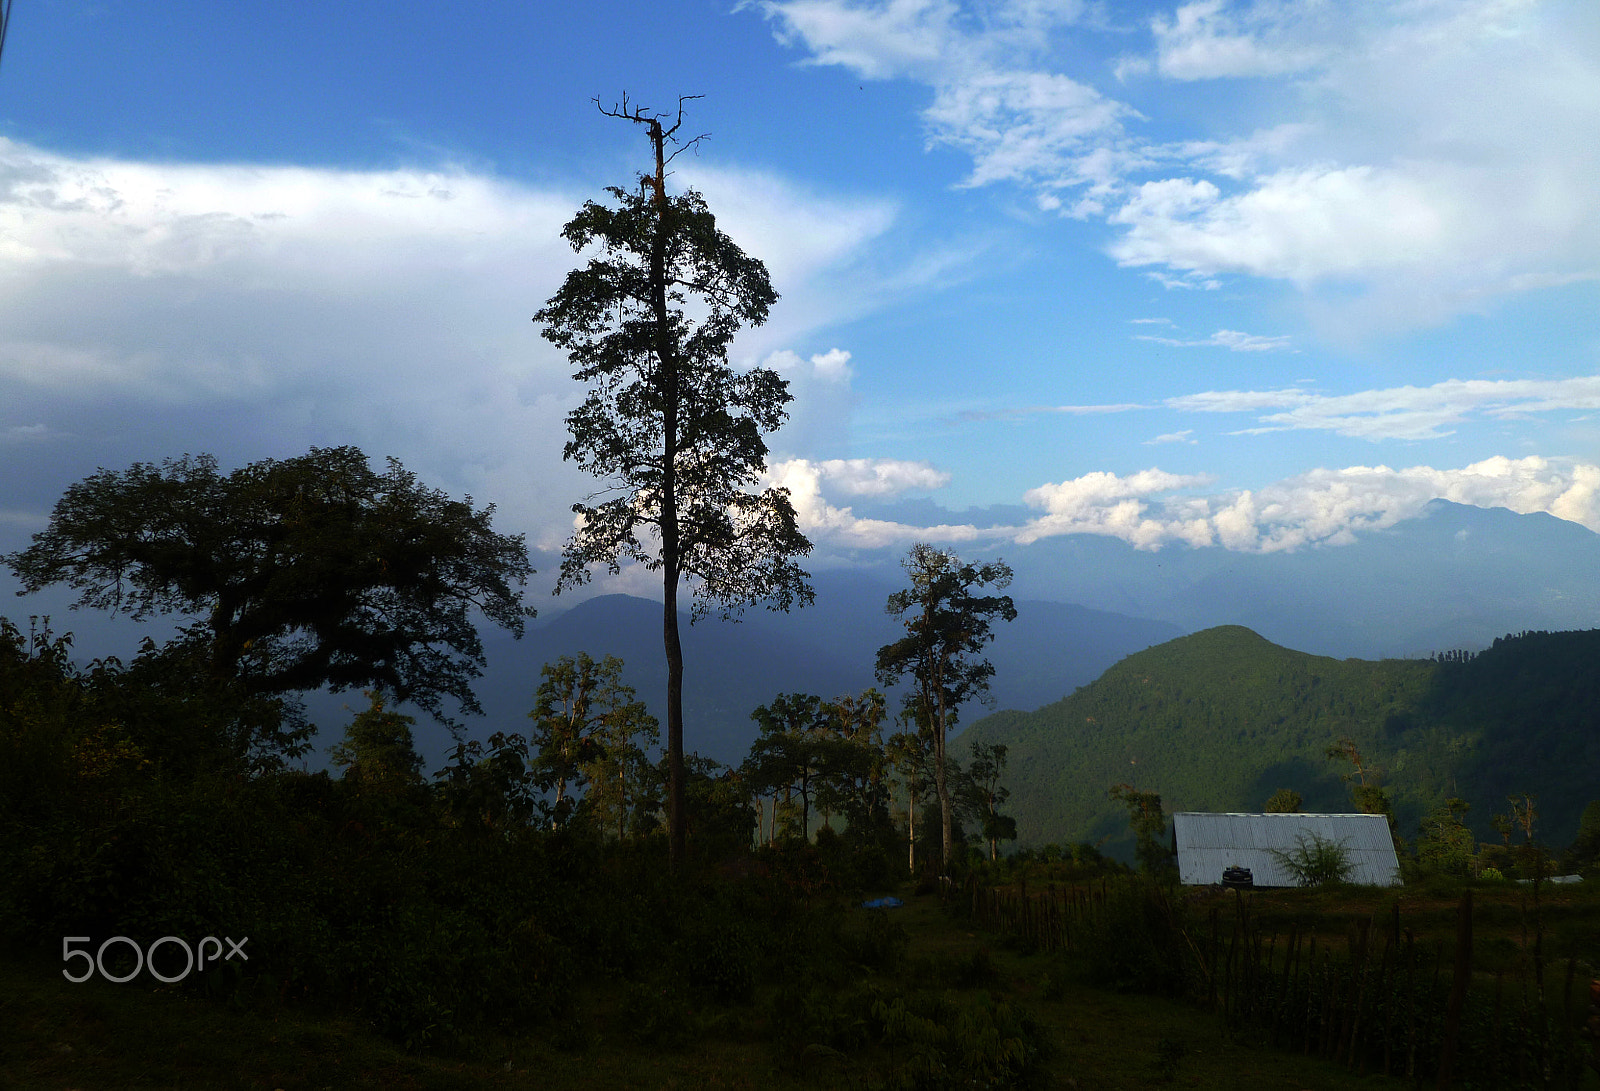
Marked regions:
[934,661,952,871]
[907,789,916,874]
[639,113,688,869]
[663,563,685,864]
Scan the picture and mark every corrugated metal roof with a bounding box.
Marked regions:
[1172,812,1401,887]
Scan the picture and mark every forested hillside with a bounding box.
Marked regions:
[963,626,1600,860]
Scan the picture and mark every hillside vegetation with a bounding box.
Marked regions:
[964,625,1600,858]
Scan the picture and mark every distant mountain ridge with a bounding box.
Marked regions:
[963,625,1600,861]
[460,572,1184,766]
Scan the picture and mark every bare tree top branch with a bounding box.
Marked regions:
[595,93,710,169]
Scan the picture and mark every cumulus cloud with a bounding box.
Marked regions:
[758,451,1600,557]
[1151,0,1330,80]
[1013,456,1600,552]
[1019,468,1217,547]
[764,457,991,547]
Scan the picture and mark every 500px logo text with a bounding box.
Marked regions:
[62,935,249,983]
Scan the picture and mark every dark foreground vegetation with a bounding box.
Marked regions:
[5,605,1597,1088]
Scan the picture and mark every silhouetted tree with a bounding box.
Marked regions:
[534,96,812,865]
[6,446,534,732]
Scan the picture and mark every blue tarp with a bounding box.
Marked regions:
[861,897,904,909]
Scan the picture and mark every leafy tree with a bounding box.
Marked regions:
[961,740,1017,860]
[332,691,430,827]
[1109,783,1175,880]
[1264,788,1303,813]
[5,446,534,730]
[332,690,423,785]
[876,544,1016,869]
[1326,735,1397,834]
[745,693,830,842]
[528,653,614,826]
[1415,797,1475,877]
[678,752,756,862]
[577,666,661,842]
[434,730,540,833]
[534,96,812,865]
[813,689,892,842]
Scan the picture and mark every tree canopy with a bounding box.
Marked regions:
[534,96,812,864]
[6,446,534,727]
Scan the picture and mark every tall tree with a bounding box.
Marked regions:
[875,544,1016,870]
[534,96,813,865]
[745,692,829,842]
[5,446,534,730]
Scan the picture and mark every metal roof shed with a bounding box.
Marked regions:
[1172,812,1402,887]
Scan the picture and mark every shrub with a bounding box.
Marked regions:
[1270,832,1353,887]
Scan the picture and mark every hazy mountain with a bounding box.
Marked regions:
[963,625,1600,861]
[1000,500,1600,658]
[11,499,1600,773]
[463,571,1184,766]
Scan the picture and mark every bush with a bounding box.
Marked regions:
[1270,832,1353,887]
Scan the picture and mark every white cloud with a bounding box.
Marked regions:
[764,457,990,547]
[0,140,903,584]
[814,457,952,495]
[1151,0,1330,80]
[1019,468,1217,547]
[1136,327,1291,350]
[759,0,1140,204]
[1167,375,1600,440]
[759,0,1600,331]
[955,400,1146,422]
[758,451,1600,556]
[1145,429,1197,445]
[1013,455,1600,551]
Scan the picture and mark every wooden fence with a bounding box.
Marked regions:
[962,877,1599,1088]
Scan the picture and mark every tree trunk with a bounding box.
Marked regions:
[907,789,916,875]
[664,571,685,865]
[934,664,952,871]
[640,113,687,869]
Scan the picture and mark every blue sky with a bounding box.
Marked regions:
[4,0,1600,608]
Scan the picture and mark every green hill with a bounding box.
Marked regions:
[962,625,1600,861]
